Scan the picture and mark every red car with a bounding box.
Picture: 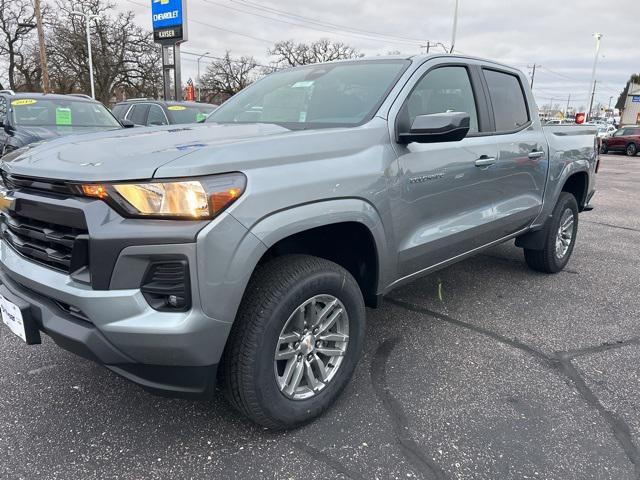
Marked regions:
[601,126,640,156]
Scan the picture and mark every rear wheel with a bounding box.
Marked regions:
[600,143,608,154]
[524,192,579,273]
[221,255,366,429]
[626,143,637,156]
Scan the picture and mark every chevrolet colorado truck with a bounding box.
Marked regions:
[0,55,597,429]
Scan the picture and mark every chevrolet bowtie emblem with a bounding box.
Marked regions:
[153,0,170,4]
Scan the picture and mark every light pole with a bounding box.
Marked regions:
[196,51,210,102]
[587,33,602,121]
[450,0,460,53]
[34,0,50,93]
[70,10,100,99]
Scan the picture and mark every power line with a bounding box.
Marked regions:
[126,0,275,44]
[231,0,425,44]
[202,0,422,46]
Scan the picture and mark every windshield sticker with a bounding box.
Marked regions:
[196,112,207,122]
[168,105,186,111]
[55,107,72,126]
[298,111,307,122]
[11,99,37,106]
[292,81,314,88]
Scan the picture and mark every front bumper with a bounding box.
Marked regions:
[0,240,228,398]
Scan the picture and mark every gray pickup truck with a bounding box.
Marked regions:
[0,55,596,429]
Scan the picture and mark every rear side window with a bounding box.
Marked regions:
[147,105,169,126]
[483,69,529,132]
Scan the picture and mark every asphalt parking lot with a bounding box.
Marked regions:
[1,154,639,480]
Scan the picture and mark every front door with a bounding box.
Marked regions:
[389,62,501,278]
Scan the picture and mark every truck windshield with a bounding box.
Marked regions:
[207,60,410,128]
[11,98,121,128]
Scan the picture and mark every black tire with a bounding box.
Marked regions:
[524,192,579,273]
[626,143,637,156]
[221,254,366,429]
[600,143,608,154]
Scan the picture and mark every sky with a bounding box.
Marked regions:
[100,0,640,111]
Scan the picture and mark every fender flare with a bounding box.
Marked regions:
[246,198,392,293]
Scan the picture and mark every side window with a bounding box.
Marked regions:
[405,66,479,133]
[0,97,6,123]
[483,69,529,131]
[111,104,128,121]
[125,104,149,125]
[147,105,168,126]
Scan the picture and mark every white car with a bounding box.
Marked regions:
[596,124,617,138]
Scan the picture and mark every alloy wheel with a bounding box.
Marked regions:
[274,294,349,400]
[555,208,574,259]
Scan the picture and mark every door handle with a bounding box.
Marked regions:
[475,156,496,167]
[528,150,545,159]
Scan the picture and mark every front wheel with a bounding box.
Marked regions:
[524,192,579,273]
[626,143,637,156]
[221,255,366,429]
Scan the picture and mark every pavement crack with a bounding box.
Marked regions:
[582,220,640,233]
[554,358,640,478]
[370,337,448,480]
[559,337,640,360]
[387,298,549,363]
[387,297,640,478]
[290,441,367,480]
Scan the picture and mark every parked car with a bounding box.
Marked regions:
[596,124,617,138]
[111,99,218,126]
[600,126,640,155]
[0,55,597,429]
[0,91,125,157]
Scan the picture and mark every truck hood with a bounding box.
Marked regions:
[1,122,292,181]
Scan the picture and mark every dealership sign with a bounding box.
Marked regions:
[632,95,640,103]
[152,0,187,43]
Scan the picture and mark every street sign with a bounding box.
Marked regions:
[632,95,640,103]
[151,0,188,44]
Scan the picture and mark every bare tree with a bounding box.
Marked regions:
[44,0,161,102]
[0,0,38,90]
[269,39,361,68]
[201,52,260,98]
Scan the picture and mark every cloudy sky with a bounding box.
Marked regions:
[120,0,637,111]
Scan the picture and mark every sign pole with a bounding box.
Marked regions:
[174,44,182,101]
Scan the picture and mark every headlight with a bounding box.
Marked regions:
[80,173,246,219]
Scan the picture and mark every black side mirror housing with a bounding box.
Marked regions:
[120,119,135,128]
[398,112,470,144]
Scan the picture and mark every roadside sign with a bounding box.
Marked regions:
[575,112,586,124]
[632,96,640,103]
[151,0,188,44]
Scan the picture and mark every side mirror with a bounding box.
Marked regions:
[398,112,470,144]
[120,119,135,128]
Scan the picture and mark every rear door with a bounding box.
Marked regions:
[389,59,502,277]
[480,67,549,237]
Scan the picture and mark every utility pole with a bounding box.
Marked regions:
[529,64,537,89]
[588,80,597,121]
[450,0,460,53]
[587,33,602,121]
[565,93,571,116]
[196,51,210,102]
[71,10,100,99]
[33,0,50,93]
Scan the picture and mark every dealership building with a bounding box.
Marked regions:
[621,83,640,125]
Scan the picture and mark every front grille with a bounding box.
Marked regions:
[1,172,74,196]
[0,210,88,273]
